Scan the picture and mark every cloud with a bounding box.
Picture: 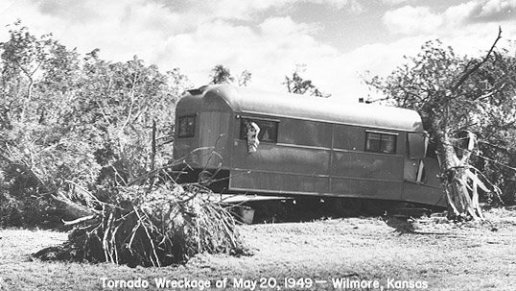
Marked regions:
[1,0,515,104]
[479,0,516,18]
[311,0,364,12]
[0,0,363,99]
[0,0,195,59]
[447,0,516,24]
[383,0,516,36]
[36,0,101,23]
[154,16,340,93]
[259,16,317,36]
[383,6,443,35]
[156,0,363,22]
[380,0,414,6]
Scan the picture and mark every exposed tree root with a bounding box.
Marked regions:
[34,183,251,267]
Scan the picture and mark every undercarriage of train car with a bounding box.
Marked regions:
[171,163,445,224]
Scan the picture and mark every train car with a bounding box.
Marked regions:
[173,84,446,207]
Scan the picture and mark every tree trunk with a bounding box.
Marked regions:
[20,78,33,123]
[50,192,94,219]
[435,131,483,220]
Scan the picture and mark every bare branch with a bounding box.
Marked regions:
[451,27,502,93]
[62,214,96,225]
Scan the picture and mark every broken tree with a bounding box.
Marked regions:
[366,28,512,220]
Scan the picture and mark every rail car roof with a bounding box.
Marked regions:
[179,85,424,132]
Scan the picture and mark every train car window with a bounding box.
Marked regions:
[365,132,397,154]
[239,118,278,143]
[177,115,196,138]
[279,119,332,148]
[380,134,396,153]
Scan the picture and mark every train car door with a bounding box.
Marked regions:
[195,111,232,168]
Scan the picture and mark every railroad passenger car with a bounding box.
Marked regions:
[173,85,446,207]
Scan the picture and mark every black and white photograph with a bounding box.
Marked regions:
[1,0,516,290]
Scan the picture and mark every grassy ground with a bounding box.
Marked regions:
[1,209,516,291]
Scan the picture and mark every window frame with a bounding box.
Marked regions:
[238,116,279,144]
[177,114,196,138]
[365,130,398,154]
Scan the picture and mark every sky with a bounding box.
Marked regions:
[0,0,515,102]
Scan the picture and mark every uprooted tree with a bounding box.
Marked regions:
[33,182,248,267]
[366,28,516,220]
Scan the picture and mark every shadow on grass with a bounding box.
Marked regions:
[384,216,468,237]
[384,216,417,234]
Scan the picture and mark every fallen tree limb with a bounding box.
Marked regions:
[62,214,97,226]
[50,192,94,218]
[34,183,251,267]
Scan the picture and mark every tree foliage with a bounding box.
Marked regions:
[366,30,516,219]
[283,65,330,97]
[0,22,192,226]
[0,23,248,266]
[209,64,252,86]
